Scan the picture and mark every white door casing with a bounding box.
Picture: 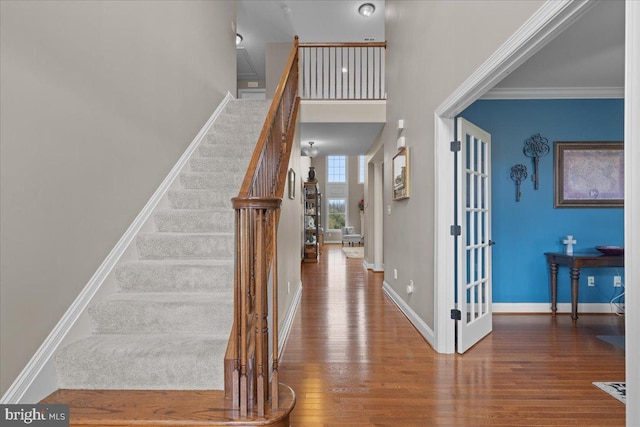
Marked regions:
[456,118,492,353]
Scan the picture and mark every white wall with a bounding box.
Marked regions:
[0,0,237,395]
[277,117,303,328]
[380,0,545,331]
[266,42,294,99]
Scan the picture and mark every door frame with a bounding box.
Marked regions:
[433,1,599,354]
[434,1,639,421]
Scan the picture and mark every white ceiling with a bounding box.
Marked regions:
[238,0,625,157]
[300,123,385,156]
[237,0,385,81]
[490,1,624,95]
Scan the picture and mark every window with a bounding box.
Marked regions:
[359,155,365,183]
[328,199,346,229]
[327,156,346,182]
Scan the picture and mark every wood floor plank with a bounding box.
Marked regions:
[41,385,294,426]
[279,244,625,426]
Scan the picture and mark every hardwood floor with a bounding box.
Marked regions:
[279,244,626,426]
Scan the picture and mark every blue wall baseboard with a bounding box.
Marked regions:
[460,99,624,305]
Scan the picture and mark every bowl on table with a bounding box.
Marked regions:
[595,246,624,256]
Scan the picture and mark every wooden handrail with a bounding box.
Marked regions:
[227,35,299,418]
[299,41,387,48]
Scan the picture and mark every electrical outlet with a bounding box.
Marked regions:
[587,276,595,287]
[287,281,291,294]
[393,269,398,280]
[614,276,622,287]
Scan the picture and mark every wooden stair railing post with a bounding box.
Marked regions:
[227,35,299,418]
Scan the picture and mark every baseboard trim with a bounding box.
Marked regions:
[0,93,234,404]
[493,303,619,314]
[382,281,436,348]
[363,259,374,270]
[276,281,302,362]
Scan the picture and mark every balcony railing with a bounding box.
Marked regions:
[299,42,386,100]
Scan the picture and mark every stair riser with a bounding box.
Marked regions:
[205,131,260,146]
[116,262,233,293]
[180,173,244,190]
[88,299,232,335]
[216,112,268,126]
[190,157,249,174]
[199,141,256,158]
[168,190,234,210]
[136,234,234,260]
[210,121,264,136]
[55,336,228,390]
[224,100,270,115]
[154,210,234,233]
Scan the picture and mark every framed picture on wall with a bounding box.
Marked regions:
[392,147,410,200]
[554,141,624,208]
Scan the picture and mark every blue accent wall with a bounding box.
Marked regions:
[460,99,624,304]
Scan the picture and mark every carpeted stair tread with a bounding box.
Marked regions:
[55,334,228,390]
[136,232,234,260]
[88,293,232,335]
[189,156,252,173]
[223,99,271,115]
[209,121,264,136]
[198,141,258,158]
[180,172,244,190]
[168,189,235,209]
[115,259,233,293]
[154,209,234,233]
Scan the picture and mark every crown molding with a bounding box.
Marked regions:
[482,86,624,99]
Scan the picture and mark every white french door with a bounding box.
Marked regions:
[456,118,493,353]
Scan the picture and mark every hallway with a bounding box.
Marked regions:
[279,244,625,426]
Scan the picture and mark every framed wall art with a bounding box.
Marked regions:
[392,147,410,200]
[554,141,624,208]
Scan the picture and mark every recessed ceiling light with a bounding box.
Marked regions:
[236,33,243,45]
[358,3,375,17]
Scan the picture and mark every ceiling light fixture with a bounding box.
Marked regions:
[358,3,375,17]
[341,67,349,73]
[303,141,319,157]
[236,33,243,45]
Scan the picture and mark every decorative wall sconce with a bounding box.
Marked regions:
[510,164,528,202]
[397,119,405,149]
[523,133,550,190]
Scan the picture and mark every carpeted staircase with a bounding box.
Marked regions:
[55,100,270,390]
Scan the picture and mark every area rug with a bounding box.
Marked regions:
[597,335,625,350]
[593,382,626,404]
[342,246,364,258]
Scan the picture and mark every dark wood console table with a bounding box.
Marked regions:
[544,252,624,322]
